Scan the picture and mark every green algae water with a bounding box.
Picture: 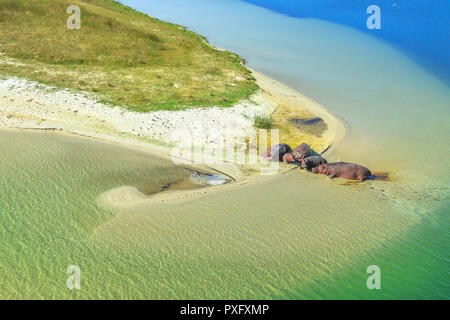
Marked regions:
[0,129,448,299]
[0,130,198,298]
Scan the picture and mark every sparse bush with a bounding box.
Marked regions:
[254,115,274,129]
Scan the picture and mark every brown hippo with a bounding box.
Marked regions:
[312,162,371,181]
[282,153,295,163]
[301,156,328,171]
[292,143,311,161]
[266,143,291,162]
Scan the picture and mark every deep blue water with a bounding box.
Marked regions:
[242,0,450,85]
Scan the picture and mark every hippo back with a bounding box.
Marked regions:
[302,156,327,170]
[266,143,291,161]
[292,143,311,160]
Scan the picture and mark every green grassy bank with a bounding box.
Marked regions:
[0,0,258,111]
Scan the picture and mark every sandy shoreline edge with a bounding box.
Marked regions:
[0,70,346,208]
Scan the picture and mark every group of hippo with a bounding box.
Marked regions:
[266,143,372,182]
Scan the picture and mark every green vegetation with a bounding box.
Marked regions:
[0,0,258,111]
[254,114,274,129]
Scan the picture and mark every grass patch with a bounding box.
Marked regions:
[0,0,258,111]
[254,114,274,129]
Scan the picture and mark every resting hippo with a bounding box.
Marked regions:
[282,153,295,163]
[266,143,291,161]
[292,143,311,160]
[312,162,371,181]
[301,156,327,171]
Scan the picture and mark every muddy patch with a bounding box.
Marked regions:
[289,117,328,137]
[190,171,231,186]
[370,172,392,181]
[153,171,231,194]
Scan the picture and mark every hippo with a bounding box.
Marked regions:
[301,156,328,171]
[312,162,371,181]
[266,143,291,162]
[282,153,295,163]
[292,143,311,161]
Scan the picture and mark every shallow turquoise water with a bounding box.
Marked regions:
[118,0,450,299]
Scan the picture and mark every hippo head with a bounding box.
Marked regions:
[282,153,295,163]
[312,164,325,174]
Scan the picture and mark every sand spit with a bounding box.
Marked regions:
[0,74,271,146]
[99,172,285,210]
[0,71,345,208]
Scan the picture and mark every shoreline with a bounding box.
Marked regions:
[0,70,346,208]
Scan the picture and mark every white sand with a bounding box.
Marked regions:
[0,75,274,147]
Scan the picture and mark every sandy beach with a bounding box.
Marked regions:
[0,70,343,147]
[0,69,345,209]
